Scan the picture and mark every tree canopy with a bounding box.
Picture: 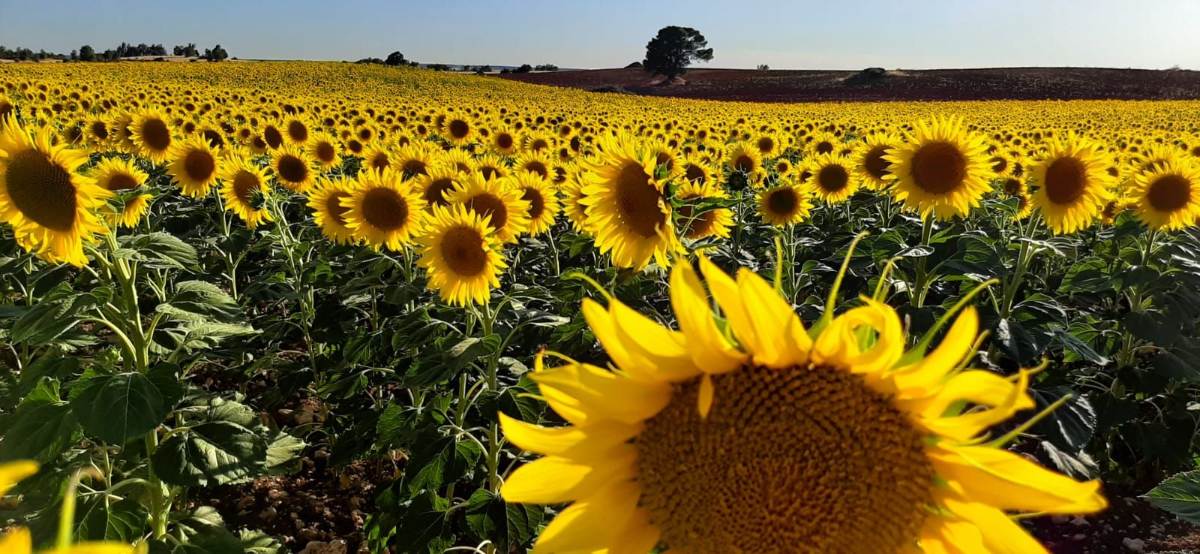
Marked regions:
[642,26,713,79]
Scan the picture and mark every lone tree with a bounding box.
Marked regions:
[79,45,95,61]
[642,26,713,79]
[384,51,408,66]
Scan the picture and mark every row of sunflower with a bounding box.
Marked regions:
[1,61,1199,552]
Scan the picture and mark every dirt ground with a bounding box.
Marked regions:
[499,67,1200,102]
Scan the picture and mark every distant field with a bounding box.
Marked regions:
[499,66,1200,102]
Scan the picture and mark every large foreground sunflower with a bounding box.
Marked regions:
[500,247,1106,553]
[1128,157,1200,231]
[417,203,507,306]
[341,167,424,250]
[885,118,991,220]
[0,116,111,266]
[580,134,681,270]
[1030,136,1113,234]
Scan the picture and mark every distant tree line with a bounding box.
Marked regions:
[499,64,559,74]
[0,42,230,62]
[356,51,419,67]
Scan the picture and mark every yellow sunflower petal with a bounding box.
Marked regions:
[736,268,811,368]
[930,444,1107,514]
[532,363,671,425]
[698,255,761,354]
[892,307,979,394]
[0,460,38,496]
[581,298,656,380]
[669,261,745,374]
[498,412,640,459]
[0,527,31,554]
[609,301,702,381]
[501,446,636,504]
[531,480,640,553]
[943,496,1048,554]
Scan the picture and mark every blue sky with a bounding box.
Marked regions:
[1,0,1198,69]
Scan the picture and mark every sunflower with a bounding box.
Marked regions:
[307,131,341,169]
[515,151,554,181]
[0,116,111,266]
[92,157,151,228]
[362,142,396,174]
[580,134,681,269]
[84,115,113,149]
[725,142,763,175]
[758,182,813,226]
[441,148,475,175]
[341,167,424,250]
[807,131,840,156]
[885,117,992,220]
[803,153,859,204]
[441,113,475,145]
[395,142,435,180]
[261,122,285,150]
[500,250,1105,553]
[490,127,521,156]
[128,108,175,162]
[1128,157,1200,231]
[282,115,310,145]
[417,203,507,306]
[753,130,784,158]
[414,165,462,209]
[681,154,716,186]
[473,153,509,181]
[307,177,357,244]
[445,172,531,243]
[560,166,591,233]
[512,170,560,235]
[219,155,272,229]
[675,179,733,240]
[271,144,317,193]
[1030,135,1113,234]
[167,136,221,197]
[855,133,897,190]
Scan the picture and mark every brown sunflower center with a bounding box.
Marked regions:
[990,156,1008,173]
[521,187,546,220]
[5,149,78,231]
[287,120,308,143]
[615,161,665,238]
[263,126,283,149]
[140,118,171,151]
[1147,174,1192,213]
[1043,157,1087,205]
[817,164,849,193]
[864,146,890,180]
[90,121,109,140]
[232,170,261,205]
[524,161,548,179]
[685,164,707,184]
[106,172,139,191]
[767,187,798,216]
[757,136,775,153]
[184,149,216,182]
[315,142,336,163]
[496,133,514,150]
[325,191,350,225]
[361,187,410,231]
[466,193,509,231]
[440,226,488,277]
[448,119,470,139]
[910,141,967,195]
[636,365,935,554]
[402,159,428,178]
[732,154,756,173]
[370,152,391,171]
[424,178,456,207]
[815,140,834,155]
[276,154,309,183]
[677,204,717,239]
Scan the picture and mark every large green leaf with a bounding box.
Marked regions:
[1145,470,1200,524]
[69,364,182,444]
[465,488,543,552]
[151,421,267,486]
[0,378,79,463]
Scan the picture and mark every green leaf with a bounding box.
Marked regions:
[391,492,452,554]
[1145,470,1200,524]
[122,232,199,270]
[465,488,543,552]
[265,431,305,475]
[75,497,149,541]
[69,365,182,445]
[403,435,482,495]
[239,530,286,554]
[0,379,79,463]
[1052,328,1109,366]
[1057,257,1112,294]
[18,354,80,396]
[173,506,242,554]
[151,421,267,486]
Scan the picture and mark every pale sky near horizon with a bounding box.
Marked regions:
[1,0,1198,70]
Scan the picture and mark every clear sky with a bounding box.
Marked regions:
[2,0,1198,70]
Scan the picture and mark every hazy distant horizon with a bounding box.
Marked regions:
[2,0,1197,71]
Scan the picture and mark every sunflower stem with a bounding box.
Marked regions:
[912,215,935,308]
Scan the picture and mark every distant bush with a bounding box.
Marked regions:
[757,64,770,71]
[514,64,533,73]
[534,64,558,72]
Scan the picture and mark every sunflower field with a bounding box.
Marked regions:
[1,61,1200,553]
